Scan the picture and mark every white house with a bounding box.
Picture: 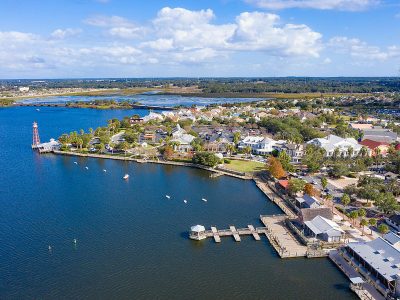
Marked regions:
[238,136,277,155]
[307,134,362,157]
[171,124,195,153]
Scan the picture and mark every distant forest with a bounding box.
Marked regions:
[2,77,400,94]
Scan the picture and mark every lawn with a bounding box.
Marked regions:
[223,159,265,173]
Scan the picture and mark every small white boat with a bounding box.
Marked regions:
[48,245,52,251]
[85,166,89,170]
[73,239,77,244]
[202,198,207,202]
[123,174,129,180]
[183,200,187,204]
[103,169,107,172]
[165,195,171,199]
[36,108,40,111]
[74,161,78,165]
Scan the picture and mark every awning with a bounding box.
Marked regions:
[350,277,364,284]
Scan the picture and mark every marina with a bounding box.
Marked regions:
[0,105,356,299]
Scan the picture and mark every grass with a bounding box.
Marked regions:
[223,159,265,173]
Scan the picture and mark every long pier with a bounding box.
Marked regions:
[203,225,267,243]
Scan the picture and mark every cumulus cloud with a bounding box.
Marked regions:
[51,28,81,39]
[1,6,397,77]
[329,36,400,61]
[140,8,322,59]
[246,0,379,11]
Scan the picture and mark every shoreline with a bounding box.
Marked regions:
[51,150,253,180]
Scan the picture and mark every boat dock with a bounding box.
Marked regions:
[200,225,268,243]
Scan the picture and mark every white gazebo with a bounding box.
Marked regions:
[189,225,206,240]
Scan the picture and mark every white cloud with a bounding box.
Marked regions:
[246,0,379,11]
[329,36,400,61]
[51,28,81,39]
[84,15,133,27]
[229,12,322,57]
[85,15,144,39]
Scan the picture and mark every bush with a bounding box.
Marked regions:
[224,159,231,164]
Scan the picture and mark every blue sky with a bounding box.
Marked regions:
[0,0,399,78]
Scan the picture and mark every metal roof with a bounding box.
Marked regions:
[347,236,400,283]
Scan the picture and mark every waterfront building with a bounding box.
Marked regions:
[307,134,362,157]
[303,215,344,242]
[295,194,320,209]
[340,232,400,297]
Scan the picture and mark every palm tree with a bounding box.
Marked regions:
[226,144,235,157]
[244,146,252,158]
[347,146,354,158]
[360,218,368,236]
[369,218,377,235]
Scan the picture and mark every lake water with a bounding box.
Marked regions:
[19,94,263,107]
[0,104,355,299]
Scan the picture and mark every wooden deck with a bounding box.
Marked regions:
[260,215,307,258]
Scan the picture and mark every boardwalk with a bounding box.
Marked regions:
[254,176,297,218]
[261,215,307,258]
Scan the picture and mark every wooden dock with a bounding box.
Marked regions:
[211,226,221,243]
[201,225,268,242]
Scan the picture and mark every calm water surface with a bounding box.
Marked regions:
[20,94,263,107]
[0,106,355,299]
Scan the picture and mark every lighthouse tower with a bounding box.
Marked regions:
[32,122,40,148]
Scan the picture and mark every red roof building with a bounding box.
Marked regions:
[359,139,390,156]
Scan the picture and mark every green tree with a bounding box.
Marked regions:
[341,193,351,207]
[378,223,389,235]
[358,208,366,219]
[375,192,399,215]
[233,132,241,145]
[278,150,294,172]
[360,218,368,236]
[321,176,328,190]
[349,210,359,225]
[287,178,306,196]
[303,144,325,173]
[192,152,221,167]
